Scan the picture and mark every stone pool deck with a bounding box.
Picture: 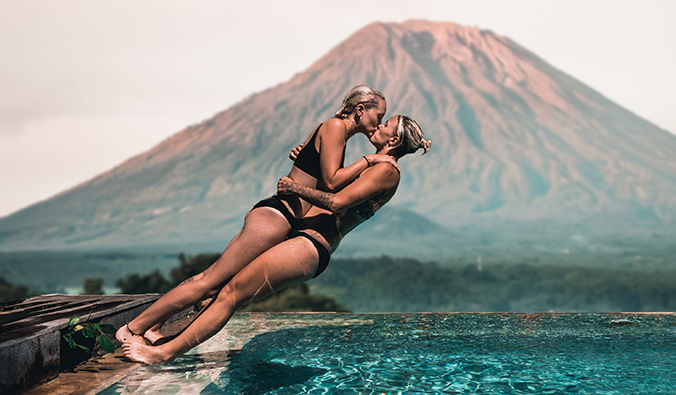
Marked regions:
[21,311,676,394]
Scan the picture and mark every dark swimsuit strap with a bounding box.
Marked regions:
[288,230,330,278]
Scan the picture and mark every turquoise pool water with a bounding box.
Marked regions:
[100,313,675,394]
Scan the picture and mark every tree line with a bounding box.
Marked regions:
[311,256,676,312]
[3,254,674,313]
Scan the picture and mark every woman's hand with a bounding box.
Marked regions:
[289,144,304,161]
[277,176,296,195]
[364,154,400,173]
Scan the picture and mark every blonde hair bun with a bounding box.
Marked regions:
[395,115,430,157]
[419,138,432,155]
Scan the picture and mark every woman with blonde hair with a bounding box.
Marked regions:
[123,114,430,364]
[117,85,396,345]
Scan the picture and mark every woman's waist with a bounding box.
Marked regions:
[297,213,342,252]
[282,167,323,217]
[299,210,368,249]
[273,194,303,219]
[288,166,320,187]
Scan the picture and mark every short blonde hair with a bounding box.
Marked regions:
[335,85,385,119]
[393,115,431,157]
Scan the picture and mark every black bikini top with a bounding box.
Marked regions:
[294,123,345,185]
[294,124,322,179]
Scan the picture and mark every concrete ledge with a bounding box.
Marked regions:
[0,331,59,395]
[0,294,191,394]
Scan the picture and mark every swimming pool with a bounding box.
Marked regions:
[99,312,675,394]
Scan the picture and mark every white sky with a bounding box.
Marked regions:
[1,0,674,218]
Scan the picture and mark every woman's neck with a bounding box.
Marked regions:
[341,116,359,139]
[375,148,398,159]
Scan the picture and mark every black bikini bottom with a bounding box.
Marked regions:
[288,230,330,278]
[251,195,304,230]
[252,195,330,278]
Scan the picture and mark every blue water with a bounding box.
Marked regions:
[100,313,676,394]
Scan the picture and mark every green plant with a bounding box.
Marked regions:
[63,311,116,354]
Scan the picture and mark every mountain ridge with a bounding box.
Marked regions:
[2,19,675,255]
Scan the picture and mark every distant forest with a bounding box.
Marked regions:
[310,256,676,313]
[2,252,674,313]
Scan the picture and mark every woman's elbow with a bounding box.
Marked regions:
[323,180,339,192]
[327,199,348,213]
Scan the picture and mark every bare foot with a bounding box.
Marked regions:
[116,324,147,345]
[143,328,165,345]
[122,340,173,365]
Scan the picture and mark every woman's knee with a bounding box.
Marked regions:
[213,281,240,310]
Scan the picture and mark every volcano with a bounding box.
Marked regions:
[2,20,675,258]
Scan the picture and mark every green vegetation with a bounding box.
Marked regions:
[0,250,179,294]
[1,242,674,295]
[1,250,674,312]
[62,312,116,354]
[116,270,173,294]
[81,278,104,295]
[310,256,676,312]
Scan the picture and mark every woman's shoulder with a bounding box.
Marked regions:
[316,118,347,147]
[320,118,346,133]
[366,162,401,186]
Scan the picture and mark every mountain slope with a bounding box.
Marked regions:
[2,20,675,254]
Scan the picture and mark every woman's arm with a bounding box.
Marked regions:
[317,119,399,192]
[278,163,399,213]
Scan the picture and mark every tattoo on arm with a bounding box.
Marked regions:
[179,276,195,286]
[290,183,336,211]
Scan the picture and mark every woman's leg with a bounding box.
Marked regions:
[122,236,320,364]
[142,323,165,345]
[116,206,292,344]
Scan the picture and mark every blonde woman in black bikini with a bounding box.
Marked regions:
[123,114,430,364]
[116,86,397,346]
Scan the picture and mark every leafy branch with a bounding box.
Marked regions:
[63,310,116,354]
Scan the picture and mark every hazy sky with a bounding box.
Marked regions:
[1,0,674,218]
